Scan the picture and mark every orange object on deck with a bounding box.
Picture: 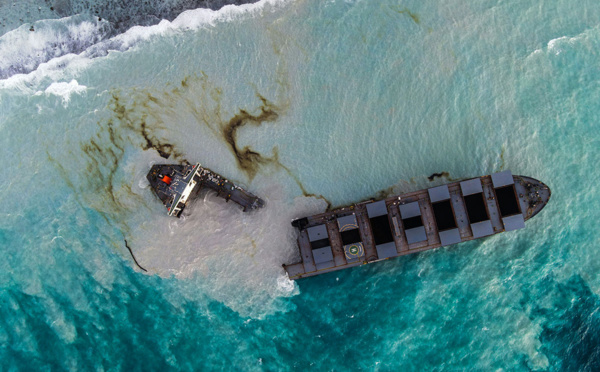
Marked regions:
[160,175,172,185]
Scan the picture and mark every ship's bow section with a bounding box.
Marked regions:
[514,175,551,220]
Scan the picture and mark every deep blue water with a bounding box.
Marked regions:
[1,0,600,370]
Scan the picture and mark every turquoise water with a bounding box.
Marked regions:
[1,0,600,369]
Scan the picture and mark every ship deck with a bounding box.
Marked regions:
[147,163,264,217]
[284,172,550,280]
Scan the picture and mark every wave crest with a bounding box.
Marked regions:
[0,15,112,79]
[0,0,289,82]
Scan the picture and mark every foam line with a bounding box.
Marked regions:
[0,15,112,79]
[0,0,290,85]
[41,79,87,105]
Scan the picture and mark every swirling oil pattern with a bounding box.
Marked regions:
[1,0,599,370]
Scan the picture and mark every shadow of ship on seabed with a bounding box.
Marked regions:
[146,163,264,218]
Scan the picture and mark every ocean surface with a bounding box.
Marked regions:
[1,0,599,370]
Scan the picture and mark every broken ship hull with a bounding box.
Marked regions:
[284,170,551,280]
[147,163,264,217]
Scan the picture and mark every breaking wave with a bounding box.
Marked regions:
[0,0,286,82]
[0,15,112,79]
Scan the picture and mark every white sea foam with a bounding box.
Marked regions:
[126,158,322,317]
[0,15,112,79]
[1,0,600,367]
[527,26,600,59]
[0,0,291,89]
[42,79,87,105]
[547,36,570,55]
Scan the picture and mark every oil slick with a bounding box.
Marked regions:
[123,239,147,272]
[67,71,332,308]
[222,95,279,181]
[93,72,330,215]
[389,5,420,25]
[427,171,451,182]
[109,94,188,162]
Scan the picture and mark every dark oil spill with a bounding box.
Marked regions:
[216,93,328,202]
[428,171,451,182]
[222,95,279,181]
[109,94,188,162]
[391,6,420,24]
[81,120,127,212]
[428,171,462,182]
[80,73,335,222]
[275,156,333,211]
[81,76,473,225]
[180,76,333,208]
[124,239,147,272]
[374,184,400,200]
[78,91,192,225]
